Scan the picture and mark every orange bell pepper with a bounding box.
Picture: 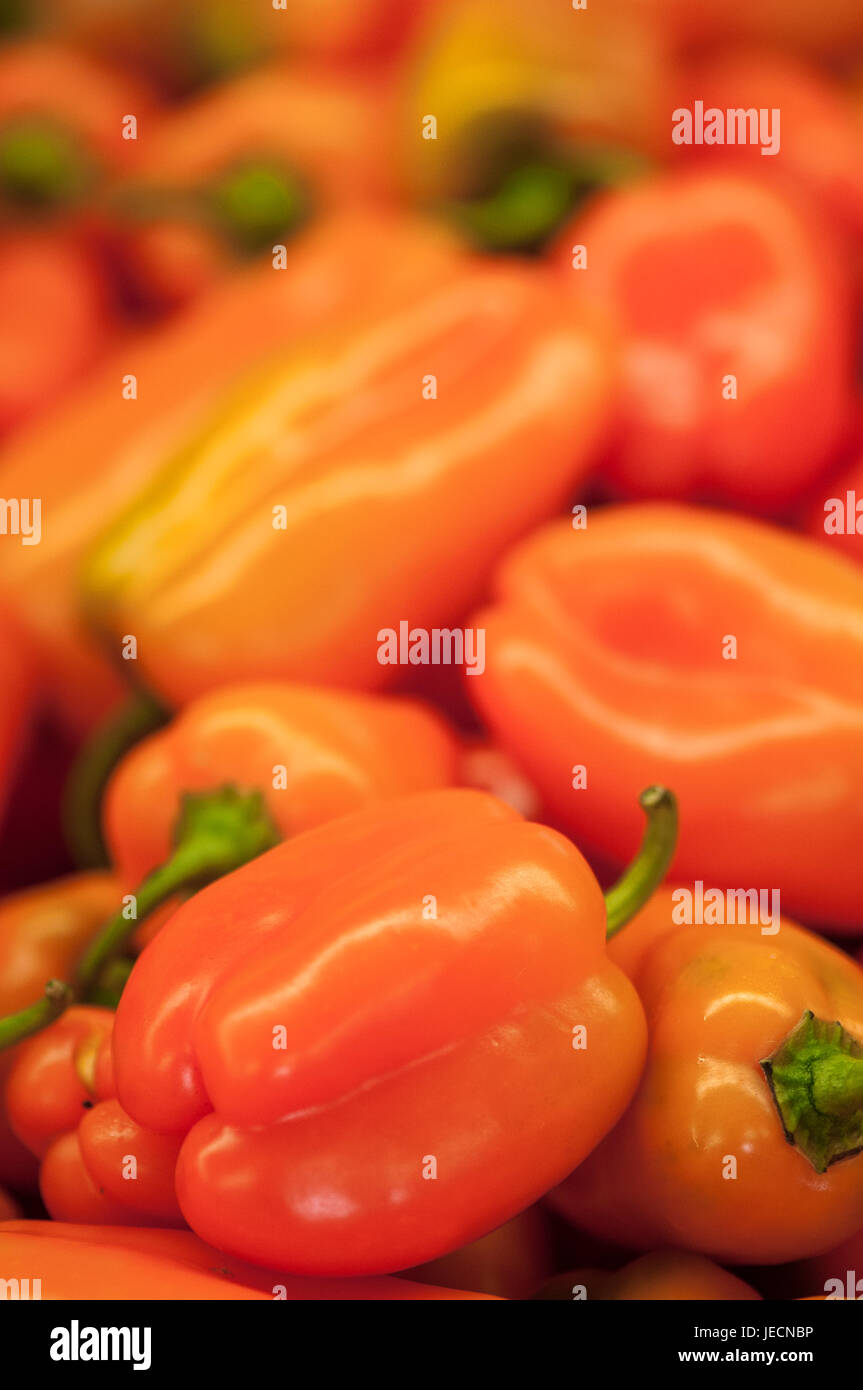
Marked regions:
[0,873,118,1191]
[551,172,855,509]
[102,682,458,889]
[100,787,668,1275]
[550,887,863,1265]
[0,1221,495,1299]
[109,64,396,311]
[470,503,863,932]
[5,1005,185,1226]
[534,1250,762,1301]
[0,226,118,435]
[0,208,461,734]
[80,259,612,710]
[0,39,151,216]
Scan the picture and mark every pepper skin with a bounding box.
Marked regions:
[103,682,458,888]
[552,173,854,509]
[535,1251,762,1301]
[5,1006,185,1226]
[110,788,647,1275]
[469,503,863,932]
[109,64,396,312]
[0,227,118,435]
[82,260,611,709]
[550,888,863,1265]
[0,1222,494,1300]
[0,208,461,733]
[0,873,118,1191]
[672,50,863,240]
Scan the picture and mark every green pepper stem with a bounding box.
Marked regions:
[110,161,310,257]
[447,146,651,254]
[0,785,282,1053]
[604,786,678,940]
[73,785,281,998]
[0,980,72,1050]
[0,120,92,210]
[63,692,171,869]
[762,1012,863,1172]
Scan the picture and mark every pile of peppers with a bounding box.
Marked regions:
[0,0,863,1306]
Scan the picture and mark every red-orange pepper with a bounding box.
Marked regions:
[103,787,668,1275]
[551,172,855,509]
[470,503,863,932]
[550,887,863,1264]
[0,208,461,733]
[108,63,396,311]
[0,1221,494,1300]
[0,873,118,1191]
[5,1006,184,1226]
[672,49,863,240]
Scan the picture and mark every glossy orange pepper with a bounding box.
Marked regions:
[672,50,863,239]
[551,887,863,1264]
[552,172,855,509]
[0,1221,494,1300]
[470,503,863,932]
[0,226,118,435]
[80,257,612,710]
[108,787,656,1275]
[0,873,118,1190]
[535,1251,762,1301]
[109,64,396,311]
[103,682,458,890]
[0,39,152,217]
[0,208,461,733]
[5,1006,184,1226]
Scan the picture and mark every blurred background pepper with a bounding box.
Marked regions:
[105,63,396,313]
[470,505,863,932]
